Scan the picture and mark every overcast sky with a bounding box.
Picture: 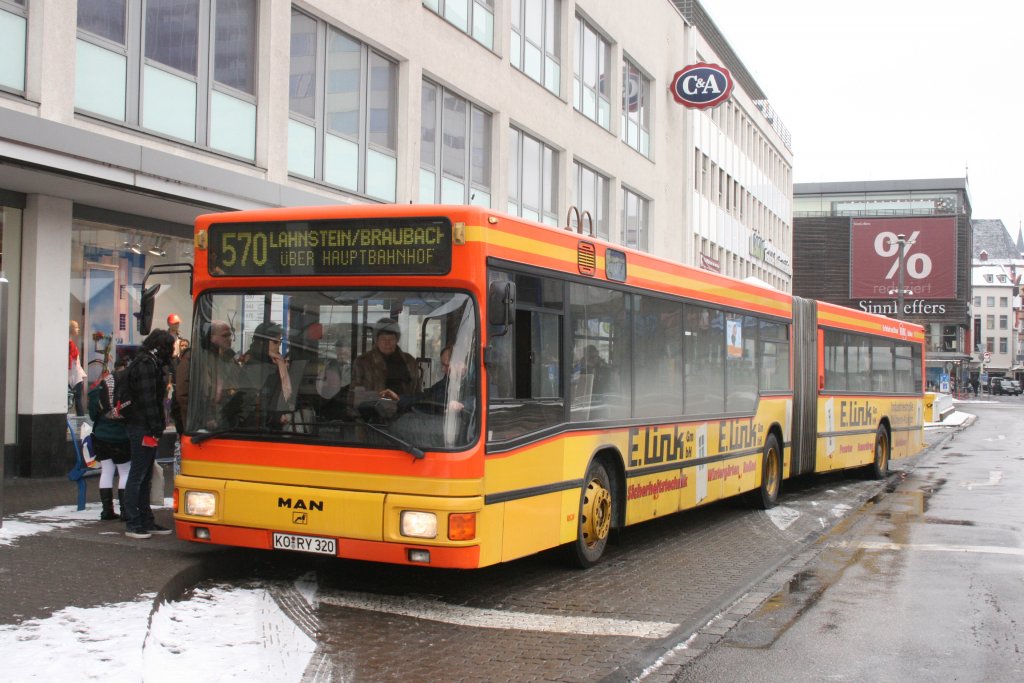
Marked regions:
[704,0,1023,238]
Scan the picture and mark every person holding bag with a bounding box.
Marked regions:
[87,356,132,521]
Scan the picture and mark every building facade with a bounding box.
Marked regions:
[792,179,973,390]
[971,219,1023,386]
[0,0,793,476]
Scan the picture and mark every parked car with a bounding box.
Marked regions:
[991,378,1022,395]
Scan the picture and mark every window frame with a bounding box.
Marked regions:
[621,56,650,156]
[287,8,398,202]
[0,0,28,94]
[620,185,649,251]
[573,14,611,129]
[507,126,559,226]
[572,160,610,240]
[74,0,259,160]
[420,80,493,207]
[510,0,561,95]
[423,0,495,50]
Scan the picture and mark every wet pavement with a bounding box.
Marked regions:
[1,409,972,682]
[681,401,1021,682]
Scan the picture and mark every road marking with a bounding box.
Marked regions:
[962,471,1004,489]
[318,591,678,639]
[851,541,1024,557]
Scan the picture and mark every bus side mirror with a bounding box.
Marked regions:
[136,284,161,335]
[487,281,516,328]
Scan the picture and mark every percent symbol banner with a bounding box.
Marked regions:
[849,216,957,299]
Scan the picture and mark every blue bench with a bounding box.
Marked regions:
[66,415,100,511]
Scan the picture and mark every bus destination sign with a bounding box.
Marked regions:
[207,218,453,277]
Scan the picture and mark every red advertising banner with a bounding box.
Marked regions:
[850,216,957,299]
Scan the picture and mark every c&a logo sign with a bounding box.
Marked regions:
[670,63,734,109]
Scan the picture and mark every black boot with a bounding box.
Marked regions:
[100,488,119,520]
[117,488,125,519]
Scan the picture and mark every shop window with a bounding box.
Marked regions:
[70,223,193,390]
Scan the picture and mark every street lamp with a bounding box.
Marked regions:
[886,233,909,321]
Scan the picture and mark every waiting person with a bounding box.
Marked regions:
[351,319,421,408]
[122,328,176,539]
[68,320,86,416]
[240,321,294,430]
[87,357,132,521]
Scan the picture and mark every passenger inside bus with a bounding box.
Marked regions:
[350,319,421,416]
[316,338,353,420]
[384,346,474,416]
[195,320,240,431]
[238,322,297,431]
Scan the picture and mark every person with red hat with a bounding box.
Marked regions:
[166,313,181,337]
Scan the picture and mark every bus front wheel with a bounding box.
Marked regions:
[745,434,781,510]
[567,461,613,568]
[866,426,890,480]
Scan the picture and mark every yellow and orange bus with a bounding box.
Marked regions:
[146,203,925,569]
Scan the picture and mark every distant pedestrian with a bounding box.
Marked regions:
[87,357,132,521]
[122,328,176,539]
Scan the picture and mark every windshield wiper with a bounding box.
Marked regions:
[190,427,263,445]
[363,421,425,459]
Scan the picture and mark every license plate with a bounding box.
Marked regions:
[272,532,337,555]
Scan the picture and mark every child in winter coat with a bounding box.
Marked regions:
[87,358,132,520]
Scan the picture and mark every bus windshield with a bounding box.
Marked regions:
[185,289,479,452]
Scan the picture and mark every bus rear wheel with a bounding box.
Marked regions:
[745,434,781,509]
[567,461,613,568]
[866,426,890,480]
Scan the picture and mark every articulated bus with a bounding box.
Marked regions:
[153,204,925,569]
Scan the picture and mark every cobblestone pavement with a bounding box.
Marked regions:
[3,425,959,682]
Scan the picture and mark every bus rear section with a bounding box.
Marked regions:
[789,297,925,479]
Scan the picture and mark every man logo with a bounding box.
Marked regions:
[670,63,734,109]
[278,497,324,511]
[292,512,308,525]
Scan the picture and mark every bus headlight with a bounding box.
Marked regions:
[184,491,217,517]
[400,511,437,539]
